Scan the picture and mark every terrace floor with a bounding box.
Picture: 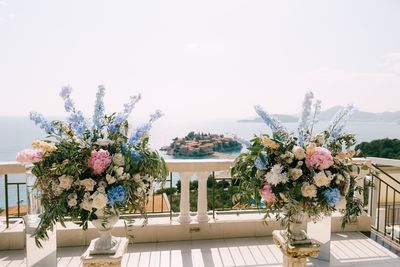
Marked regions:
[1,232,400,267]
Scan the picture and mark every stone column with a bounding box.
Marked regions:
[178,172,193,223]
[196,172,210,222]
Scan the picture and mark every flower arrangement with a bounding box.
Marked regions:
[17,85,168,246]
[231,92,369,232]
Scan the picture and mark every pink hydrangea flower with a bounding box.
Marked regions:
[87,149,111,174]
[16,149,43,163]
[305,147,333,170]
[260,183,276,203]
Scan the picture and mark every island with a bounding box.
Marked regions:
[161,132,242,157]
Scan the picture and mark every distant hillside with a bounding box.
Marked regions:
[238,114,298,123]
[239,106,400,123]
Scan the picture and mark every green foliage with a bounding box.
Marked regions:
[356,138,400,159]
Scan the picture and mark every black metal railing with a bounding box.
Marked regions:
[2,174,26,228]
[370,164,400,244]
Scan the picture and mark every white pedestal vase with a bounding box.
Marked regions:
[286,213,311,245]
[25,166,57,267]
[90,213,121,255]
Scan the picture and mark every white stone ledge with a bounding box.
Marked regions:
[0,213,371,250]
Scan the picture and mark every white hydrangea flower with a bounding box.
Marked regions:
[265,164,288,186]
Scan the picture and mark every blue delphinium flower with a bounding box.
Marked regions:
[107,185,127,206]
[323,188,341,206]
[150,109,163,122]
[129,123,151,146]
[59,86,72,100]
[64,98,75,112]
[128,110,164,146]
[71,122,87,135]
[92,85,106,129]
[228,133,251,148]
[131,149,142,161]
[113,94,142,125]
[254,105,288,140]
[255,151,269,170]
[29,111,54,134]
[328,104,355,139]
[297,91,314,146]
[68,111,85,124]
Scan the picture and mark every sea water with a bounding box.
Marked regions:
[1,116,400,209]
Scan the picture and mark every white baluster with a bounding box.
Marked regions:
[196,171,210,222]
[178,172,193,223]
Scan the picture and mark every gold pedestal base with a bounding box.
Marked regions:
[273,230,320,267]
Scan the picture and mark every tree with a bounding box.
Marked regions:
[355,138,400,159]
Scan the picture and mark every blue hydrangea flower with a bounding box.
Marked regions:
[107,185,127,206]
[323,188,341,206]
[92,85,106,129]
[255,151,269,170]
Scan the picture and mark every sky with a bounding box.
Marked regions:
[0,0,399,121]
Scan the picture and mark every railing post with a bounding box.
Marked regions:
[178,172,192,223]
[5,174,9,228]
[196,172,210,222]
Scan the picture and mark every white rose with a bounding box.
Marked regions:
[112,153,125,166]
[115,167,124,177]
[95,138,114,146]
[289,168,303,180]
[292,146,306,160]
[106,174,116,184]
[81,178,96,191]
[68,193,77,200]
[97,186,105,194]
[98,181,107,188]
[120,173,130,180]
[301,182,317,198]
[68,198,77,207]
[92,193,108,210]
[133,174,141,182]
[80,199,92,211]
[59,175,74,190]
[313,171,330,187]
